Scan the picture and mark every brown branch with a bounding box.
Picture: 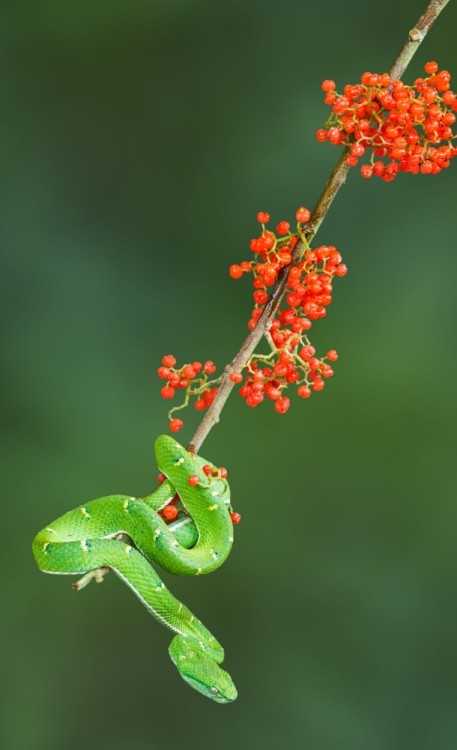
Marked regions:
[188,0,451,455]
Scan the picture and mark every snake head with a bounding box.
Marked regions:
[155,434,211,487]
[180,670,238,704]
[154,434,230,510]
[154,434,192,477]
[169,635,238,704]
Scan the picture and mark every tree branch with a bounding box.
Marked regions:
[188,0,451,455]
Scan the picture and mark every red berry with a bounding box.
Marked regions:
[276,221,290,236]
[295,206,311,223]
[299,345,315,360]
[157,367,171,379]
[253,289,268,305]
[230,372,243,383]
[424,61,439,75]
[162,355,177,368]
[297,385,311,399]
[262,231,275,250]
[182,365,196,380]
[168,373,180,387]
[230,512,241,525]
[161,504,179,521]
[203,464,213,476]
[204,387,218,405]
[351,143,365,157]
[195,398,207,411]
[274,362,288,377]
[219,467,228,478]
[328,127,343,144]
[161,385,175,399]
[321,364,334,378]
[230,264,243,279]
[169,418,183,433]
[326,349,338,361]
[274,397,290,414]
[188,475,199,487]
[257,211,270,224]
[203,360,216,375]
[322,79,336,92]
[266,385,282,400]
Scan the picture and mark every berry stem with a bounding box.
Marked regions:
[187,0,451,455]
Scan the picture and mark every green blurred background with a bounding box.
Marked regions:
[2,1,457,748]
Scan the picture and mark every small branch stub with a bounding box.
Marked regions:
[73,567,110,590]
[409,27,425,42]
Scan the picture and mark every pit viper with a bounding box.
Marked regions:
[32,434,238,703]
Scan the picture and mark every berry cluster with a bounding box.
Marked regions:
[318,62,457,181]
[158,354,219,432]
[156,467,241,525]
[158,208,346,429]
[229,209,345,414]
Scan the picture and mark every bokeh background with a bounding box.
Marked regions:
[2,1,457,748]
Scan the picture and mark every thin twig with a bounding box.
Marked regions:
[188,0,451,455]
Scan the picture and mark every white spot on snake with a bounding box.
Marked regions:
[211,549,218,560]
[224,498,230,506]
[208,504,218,511]
[196,567,203,575]
[178,603,183,613]
[80,540,88,552]
[189,615,194,623]
[172,540,179,548]
[123,499,130,512]
[125,545,133,555]
[46,527,55,534]
[156,582,165,590]
[80,507,91,519]
[228,536,233,543]
[175,457,185,465]
[42,542,49,552]
[153,528,161,540]
[211,488,219,497]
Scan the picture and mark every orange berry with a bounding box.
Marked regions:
[295,206,311,223]
[169,418,183,433]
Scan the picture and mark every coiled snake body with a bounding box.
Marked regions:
[32,435,237,703]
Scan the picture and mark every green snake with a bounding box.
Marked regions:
[32,435,238,703]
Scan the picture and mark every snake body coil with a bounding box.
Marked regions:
[32,435,237,703]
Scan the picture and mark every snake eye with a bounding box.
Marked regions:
[210,687,219,695]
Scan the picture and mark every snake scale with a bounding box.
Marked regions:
[32,435,238,703]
